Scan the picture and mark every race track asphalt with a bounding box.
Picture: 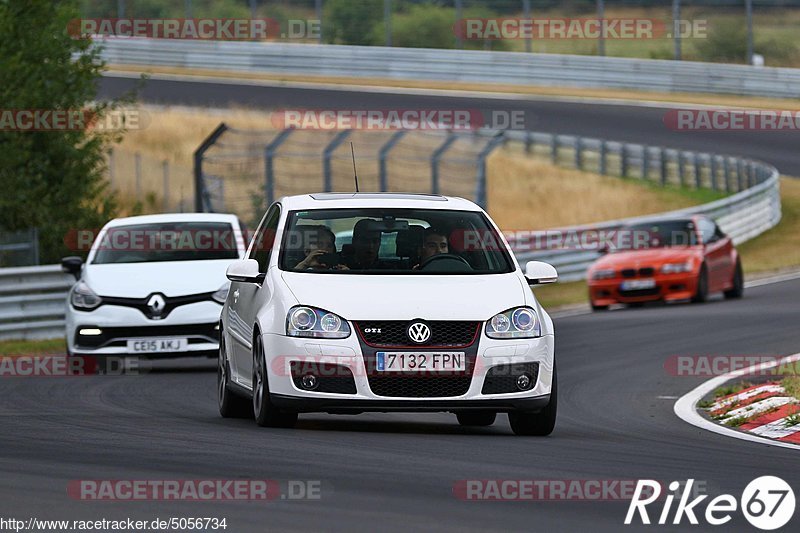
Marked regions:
[2,278,799,531]
[98,75,800,176]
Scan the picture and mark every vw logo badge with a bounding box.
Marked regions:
[147,293,166,318]
[407,321,431,344]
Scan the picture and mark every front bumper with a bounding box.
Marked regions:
[262,332,555,408]
[589,273,697,305]
[66,301,222,356]
[270,393,551,413]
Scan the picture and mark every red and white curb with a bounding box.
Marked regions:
[674,352,800,450]
[707,383,800,443]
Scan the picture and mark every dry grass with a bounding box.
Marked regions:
[487,148,702,229]
[111,105,713,229]
[109,66,800,112]
[738,177,800,273]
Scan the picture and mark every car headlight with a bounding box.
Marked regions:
[592,269,616,280]
[211,282,230,304]
[661,261,693,274]
[286,306,350,339]
[70,281,102,310]
[485,307,541,339]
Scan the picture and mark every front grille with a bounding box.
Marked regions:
[482,363,539,395]
[290,362,357,394]
[355,321,479,347]
[100,292,216,319]
[618,287,660,298]
[621,267,654,278]
[75,323,219,348]
[367,375,472,397]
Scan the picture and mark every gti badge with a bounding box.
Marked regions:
[407,322,431,344]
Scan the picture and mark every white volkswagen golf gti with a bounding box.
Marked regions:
[218,193,559,436]
[63,213,247,358]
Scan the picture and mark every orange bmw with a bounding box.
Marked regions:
[587,216,743,311]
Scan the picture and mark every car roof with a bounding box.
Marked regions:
[103,212,241,229]
[278,193,482,212]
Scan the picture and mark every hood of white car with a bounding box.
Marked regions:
[280,271,527,321]
[83,260,233,298]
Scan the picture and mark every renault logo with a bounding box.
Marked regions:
[407,322,431,344]
[147,294,166,318]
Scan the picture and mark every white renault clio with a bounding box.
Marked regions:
[218,194,558,436]
[63,213,247,358]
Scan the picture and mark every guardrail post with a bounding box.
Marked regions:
[193,122,228,212]
[574,137,583,170]
[431,132,458,195]
[724,157,732,193]
[378,130,407,192]
[747,161,755,189]
[677,151,686,187]
[693,153,702,189]
[659,147,667,186]
[524,130,533,154]
[641,146,649,180]
[550,134,559,164]
[620,144,629,178]
[475,131,505,210]
[599,140,607,175]
[323,130,352,193]
[710,155,719,191]
[264,128,294,206]
[737,159,745,191]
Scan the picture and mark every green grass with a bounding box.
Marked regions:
[714,381,753,399]
[782,376,800,401]
[0,338,65,356]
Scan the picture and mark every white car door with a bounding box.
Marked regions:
[229,204,280,388]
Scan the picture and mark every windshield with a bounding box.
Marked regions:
[614,220,698,251]
[279,208,514,275]
[92,222,240,264]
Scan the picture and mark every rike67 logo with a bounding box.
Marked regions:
[625,477,795,530]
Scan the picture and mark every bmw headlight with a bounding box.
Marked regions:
[592,269,616,280]
[485,307,541,339]
[211,282,230,304]
[286,306,350,339]
[661,260,693,274]
[70,281,102,310]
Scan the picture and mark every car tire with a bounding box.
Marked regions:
[456,412,497,426]
[723,260,744,299]
[252,334,297,428]
[508,364,558,436]
[218,335,252,419]
[591,303,609,311]
[691,264,709,303]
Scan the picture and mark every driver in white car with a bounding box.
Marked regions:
[414,227,449,269]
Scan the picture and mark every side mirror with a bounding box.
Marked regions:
[61,256,83,280]
[226,259,263,283]
[524,261,558,285]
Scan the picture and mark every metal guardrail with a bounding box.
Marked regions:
[99,38,800,99]
[502,130,781,282]
[0,265,72,341]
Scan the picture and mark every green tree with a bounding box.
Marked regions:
[323,0,382,45]
[0,0,121,264]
